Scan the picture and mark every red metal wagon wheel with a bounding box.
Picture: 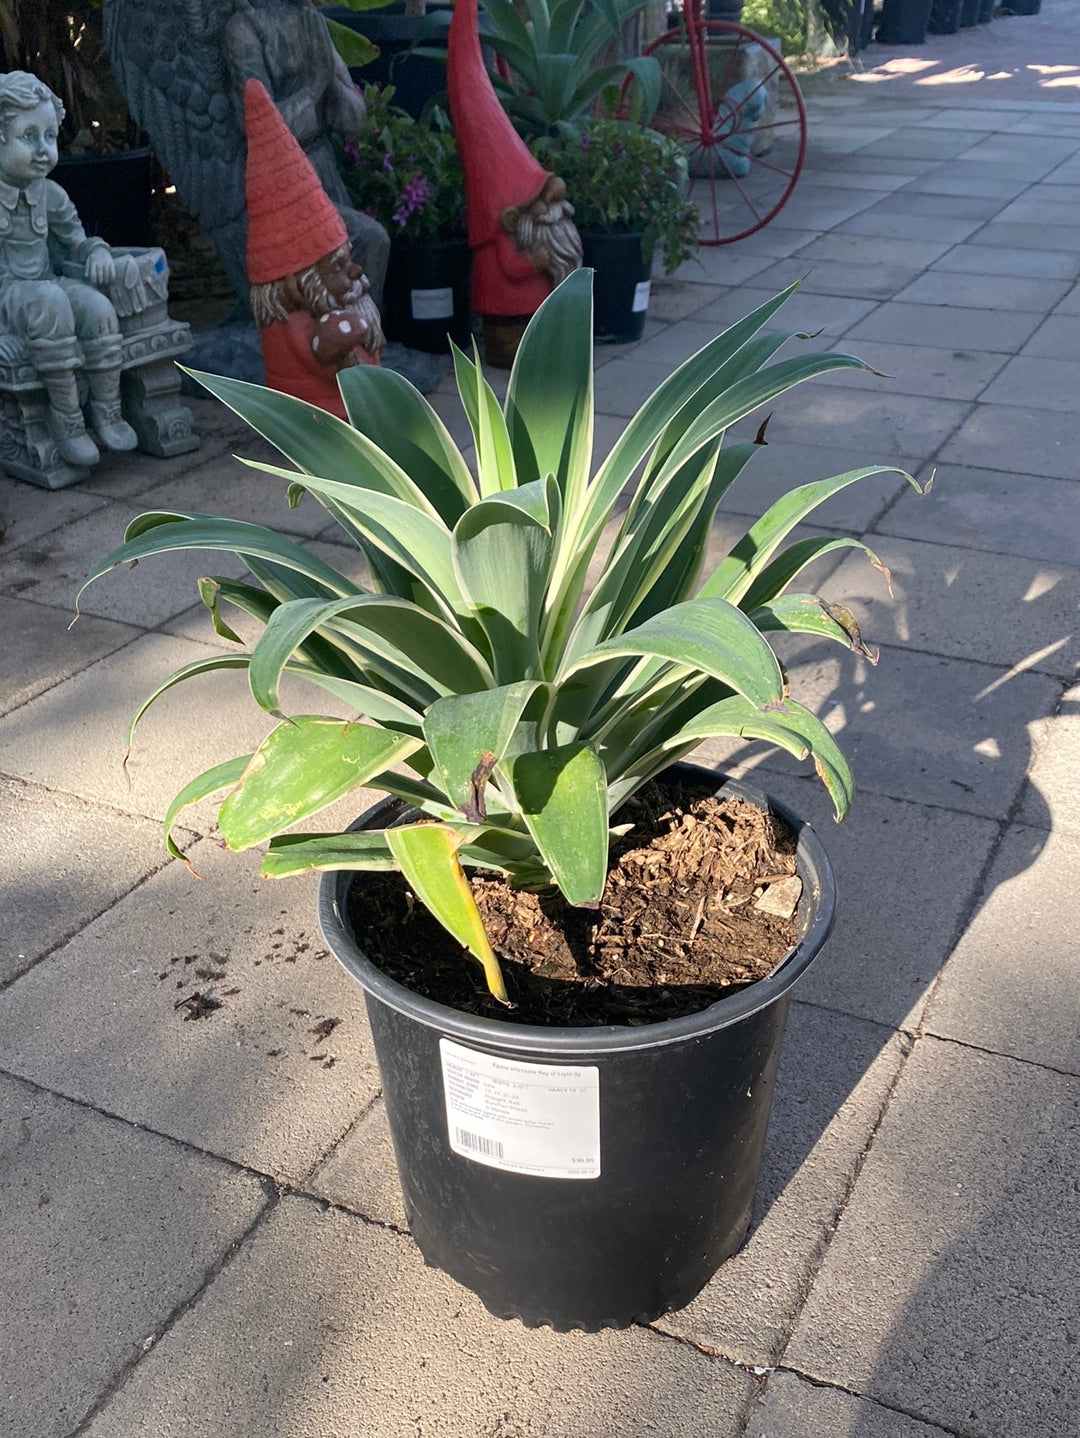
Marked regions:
[642,19,807,245]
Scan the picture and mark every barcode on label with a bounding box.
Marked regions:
[455,1128,504,1160]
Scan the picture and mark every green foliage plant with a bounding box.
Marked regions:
[80,273,921,1006]
[336,84,465,243]
[531,119,699,274]
[473,0,663,138]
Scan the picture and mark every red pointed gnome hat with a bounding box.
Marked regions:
[448,0,552,248]
[243,78,347,284]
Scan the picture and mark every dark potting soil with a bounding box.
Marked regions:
[345,776,803,1027]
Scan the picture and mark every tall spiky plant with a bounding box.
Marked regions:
[81,273,919,1003]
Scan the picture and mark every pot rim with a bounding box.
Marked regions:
[318,763,836,1055]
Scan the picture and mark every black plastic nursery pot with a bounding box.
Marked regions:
[580,234,653,346]
[318,768,837,1331]
[383,238,471,354]
[878,0,934,42]
[53,147,154,247]
[929,0,963,33]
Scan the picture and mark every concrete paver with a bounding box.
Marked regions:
[875,462,1080,566]
[1021,682,1080,838]
[979,352,1080,412]
[82,1196,758,1438]
[929,241,1080,280]
[1,13,1078,1433]
[702,639,1060,821]
[0,1070,268,1438]
[0,838,381,1178]
[1019,310,1080,357]
[819,534,1078,677]
[819,338,1008,400]
[844,299,1045,353]
[925,824,1080,1072]
[657,1008,906,1364]
[0,594,138,715]
[937,398,1080,477]
[785,1039,1080,1438]
[893,271,1072,312]
[1,502,246,627]
[0,777,166,984]
[744,1371,955,1438]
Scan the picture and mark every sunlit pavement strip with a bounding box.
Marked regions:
[1,5,1078,1433]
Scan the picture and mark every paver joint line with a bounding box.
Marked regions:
[768,1366,977,1438]
[67,1195,281,1438]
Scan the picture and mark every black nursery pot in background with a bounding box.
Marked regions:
[318,771,837,1331]
[382,238,471,354]
[929,0,963,32]
[53,147,155,247]
[581,232,653,346]
[877,0,934,42]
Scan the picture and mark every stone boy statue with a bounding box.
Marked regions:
[0,71,137,468]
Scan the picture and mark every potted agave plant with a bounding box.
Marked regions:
[532,119,699,343]
[337,84,468,353]
[81,272,918,1330]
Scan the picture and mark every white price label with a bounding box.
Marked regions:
[440,1038,600,1179]
[411,286,454,320]
[632,280,651,313]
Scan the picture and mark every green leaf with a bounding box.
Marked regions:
[739,535,891,615]
[124,655,251,756]
[506,269,594,517]
[336,365,477,523]
[78,513,359,614]
[386,825,509,1002]
[750,594,879,663]
[246,595,494,716]
[424,681,546,816]
[702,468,915,605]
[162,756,252,863]
[669,695,855,820]
[218,717,421,850]
[260,829,397,879]
[455,340,518,498]
[239,462,463,615]
[324,17,379,68]
[509,743,608,907]
[565,598,785,709]
[452,497,553,681]
[184,369,447,520]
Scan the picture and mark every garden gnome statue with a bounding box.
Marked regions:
[0,71,138,468]
[447,0,582,367]
[245,78,383,419]
[103,0,390,313]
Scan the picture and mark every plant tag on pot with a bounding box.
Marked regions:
[632,281,651,313]
[411,287,455,321]
[439,1039,600,1179]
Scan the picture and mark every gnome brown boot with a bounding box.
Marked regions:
[86,371,137,452]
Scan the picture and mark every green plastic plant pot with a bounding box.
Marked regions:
[318,766,836,1331]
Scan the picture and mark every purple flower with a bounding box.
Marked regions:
[392,174,432,228]
[383,151,394,172]
[343,135,360,165]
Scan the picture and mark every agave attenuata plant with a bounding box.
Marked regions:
[80,272,919,1003]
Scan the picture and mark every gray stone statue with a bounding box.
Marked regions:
[0,71,138,468]
[103,0,390,311]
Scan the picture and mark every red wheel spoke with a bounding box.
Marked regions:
[642,17,806,246]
